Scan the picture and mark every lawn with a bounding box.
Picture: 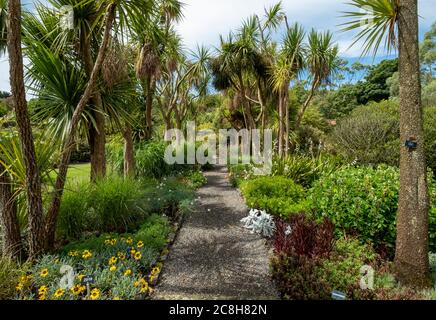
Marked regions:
[49,163,91,184]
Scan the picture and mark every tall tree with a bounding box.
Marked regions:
[7,0,45,258]
[342,0,431,288]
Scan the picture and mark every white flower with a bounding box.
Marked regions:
[241,209,276,238]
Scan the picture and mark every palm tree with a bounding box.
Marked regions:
[271,22,305,157]
[7,0,45,258]
[342,0,431,288]
[294,30,338,131]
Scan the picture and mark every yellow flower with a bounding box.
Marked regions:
[90,288,100,300]
[134,251,142,261]
[77,274,85,282]
[130,248,136,256]
[40,268,49,278]
[137,241,144,248]
[124,269,132,276]
[15,283,24,292]
[82,250,92,259]
[110,239,117,245]
[68,250,79,257]
[109,265,117,272]
[108,256,118,265]
[38,294,46,301]
[38,285,48,296]
[126,237,133,245]
[140,283,149,294]
[151,266,160,275]
[70,285,84,296]
[53,288,65,299]
[104,239,112,246]
[113,296,121,300]
[117,252,126,260]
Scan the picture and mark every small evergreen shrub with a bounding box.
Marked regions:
[310,166,436,251]
[240,176,309,217]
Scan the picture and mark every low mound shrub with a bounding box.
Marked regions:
[239,176,309,217]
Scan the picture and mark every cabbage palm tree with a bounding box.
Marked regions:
[342,0,431,288]
[271,22,305,157]
[294,30,338,131]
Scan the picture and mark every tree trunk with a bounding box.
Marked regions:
[278,87,285,158]
[123,124,135,178]
[143,77,155,140]
[81,33,106,182]
[44,3,117,250]
[0,164,22,259]
[284,87,290,157]
[7,0,45,258]
[394,0,432,288]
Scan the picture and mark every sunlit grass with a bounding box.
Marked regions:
[49,163,91,184]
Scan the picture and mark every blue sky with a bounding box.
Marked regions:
[0,0,434,92]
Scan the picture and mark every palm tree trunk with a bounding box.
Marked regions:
[0,164,22,260]
[81,33,106,182]
[284,87,290,157]
[7,0,45,258]
[143,77,155,140]
[278,87,284,158]
[394,0,432,288]
[123,124,135,178]
[44,3,117,250]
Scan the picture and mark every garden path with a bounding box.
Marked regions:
[152,165,278,300]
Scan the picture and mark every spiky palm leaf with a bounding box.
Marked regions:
[340,0,399,56]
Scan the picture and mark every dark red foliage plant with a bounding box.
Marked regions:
[273,214,335,259]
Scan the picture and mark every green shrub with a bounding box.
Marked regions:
[143,177,195,218]
[310,166,436,251]
[135,215,171,251]
[228,163,254,187]
[310,166,399,248]
[89,176,147,233]
[330,100,400,166]
[316,238,378,299]
[57,182,91,241]
[272,154,344,188]
[240,176,309,217]
[182,170,207,189]
[135,142,174,179]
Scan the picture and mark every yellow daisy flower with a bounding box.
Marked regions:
[77,274,85,282]
[124,269,132,276]
[117,252,126,260]
[137,241,144,248]
[40,268,49,278]
[108,256,118,265]
[38,294,46,301]
[109,265,117,272]
[134,251,142,261]
[90,288,100,300]
[82,250,92,259]
[53,288,65,299]
[38,285,48,296]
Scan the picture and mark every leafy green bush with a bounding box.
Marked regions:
[182,170,207,189]
[228,163,254,187]
[272,154,344,188]
[143,177,195,218]
[311,166,399,248]
[330,100,400,166]
[135,215,171,251]
[316,238,378,299]
[240,176,309,217]
[310,166,436,251]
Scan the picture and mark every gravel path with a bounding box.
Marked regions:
[153,166,278,300]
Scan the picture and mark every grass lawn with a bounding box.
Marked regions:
[49,163,91,184]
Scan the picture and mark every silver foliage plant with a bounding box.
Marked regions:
[241,209,276,238]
